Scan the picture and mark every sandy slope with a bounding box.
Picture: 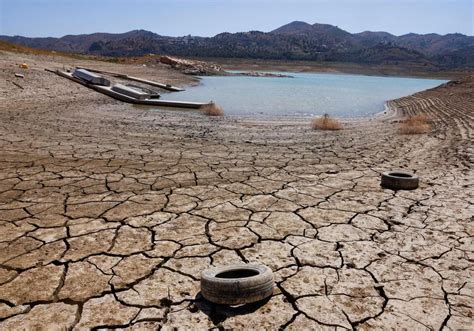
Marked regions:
[0,51,472,330]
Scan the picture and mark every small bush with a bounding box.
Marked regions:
[311,114,343,130]
[399,114,431,134]
[201,102,224,116]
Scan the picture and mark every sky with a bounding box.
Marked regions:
[1,0,473,38]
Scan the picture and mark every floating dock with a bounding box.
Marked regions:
[47,69,207,109]
[73,68,110,86]
[111,83,151,100]
[76,67,185,92]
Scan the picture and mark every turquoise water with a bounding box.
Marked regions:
[163,72,446,118]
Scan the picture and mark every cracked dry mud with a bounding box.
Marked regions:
[0,51,473,330]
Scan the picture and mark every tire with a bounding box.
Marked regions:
[201,264,274,305]
[381,171,419,190]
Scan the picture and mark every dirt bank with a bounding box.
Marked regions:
[205,57,469,79]
[0,50,472,330]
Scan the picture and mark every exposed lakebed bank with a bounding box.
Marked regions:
[0,50,473,330]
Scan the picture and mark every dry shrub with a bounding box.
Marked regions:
[311,114,343,130]
[399,114,431,134]
[201,102,224,116]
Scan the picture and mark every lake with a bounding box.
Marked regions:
[163,72,446,118]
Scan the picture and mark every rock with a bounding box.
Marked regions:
[159,56,223,75]
[235,71,294,78]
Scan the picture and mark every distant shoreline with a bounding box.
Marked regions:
[194,57,468,80]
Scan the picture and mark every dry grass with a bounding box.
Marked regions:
[0,40,57,56]
[0,40,118,63]
[201,102,224,116]
[0,40,85,59]
[311,114,343,130]
[399,114,431,134]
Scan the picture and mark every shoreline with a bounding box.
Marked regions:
[166,69,448,121]
[224,68,451,81]
[193,57,468,80]
[219,67,456,82]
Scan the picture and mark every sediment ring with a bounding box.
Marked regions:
[201,264,274,305]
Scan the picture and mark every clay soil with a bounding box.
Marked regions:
[0,50,473,330]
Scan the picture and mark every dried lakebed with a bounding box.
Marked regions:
[0,52,473,330]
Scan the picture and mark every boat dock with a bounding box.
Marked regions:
[46,69,207,109]
[76,67,185,92]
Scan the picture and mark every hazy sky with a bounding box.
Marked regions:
[1,0,473,37]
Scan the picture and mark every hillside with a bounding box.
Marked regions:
[1,22,473,68]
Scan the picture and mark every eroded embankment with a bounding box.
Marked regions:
[387,76,473,168]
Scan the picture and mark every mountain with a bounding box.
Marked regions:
[435,45,474,68]
[397,33,474,55]
[1,22,473,68]
[2,30,158,54]
[354,31,397,47]
[271,21,315,34]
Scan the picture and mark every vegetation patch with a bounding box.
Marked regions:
[311,114,343,130]
[201,102,224,116]
[399,114,431,134]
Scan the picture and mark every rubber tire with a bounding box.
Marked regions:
[201,264,274,305]
[381,171,419,190]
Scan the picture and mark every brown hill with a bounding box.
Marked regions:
[1,22,473,68]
